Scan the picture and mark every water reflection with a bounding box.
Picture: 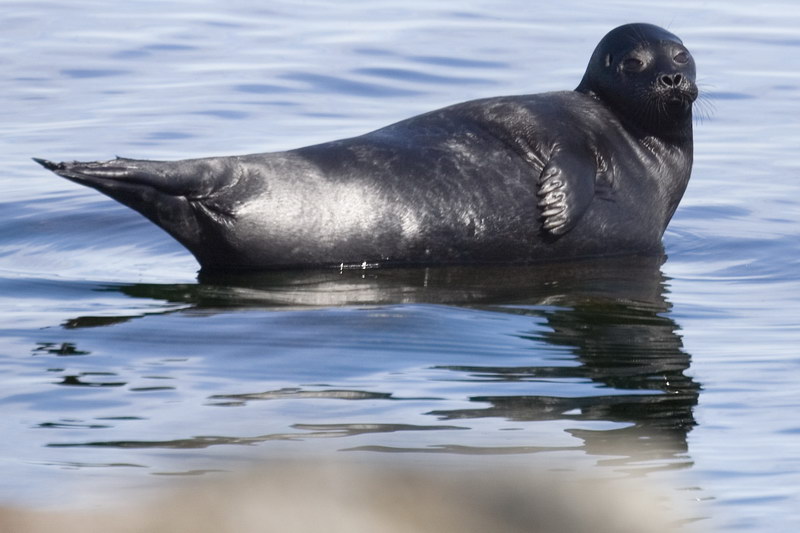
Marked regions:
[33,342,89,356]
[208,388,436,406]
[63,254,676,313]
[52,256,699,466]
[49,423,467,450]
[424,286,698,462]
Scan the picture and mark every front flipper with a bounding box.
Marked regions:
[536,150,597,236]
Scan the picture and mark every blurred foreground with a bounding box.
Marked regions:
[0,461,705,533]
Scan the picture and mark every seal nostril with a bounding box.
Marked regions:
[660,73,682,87]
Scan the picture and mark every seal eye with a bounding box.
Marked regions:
[622,57,644,72]
[674,51,690,64]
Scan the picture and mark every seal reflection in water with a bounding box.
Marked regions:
[35,23,697,271]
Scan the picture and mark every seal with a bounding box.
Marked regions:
[35,23,697,271]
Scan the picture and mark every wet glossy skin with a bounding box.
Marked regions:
[36,23,697,271]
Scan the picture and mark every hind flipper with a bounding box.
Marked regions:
[33,156,244,265]
[33,156,237,199]
[34,157,144,180]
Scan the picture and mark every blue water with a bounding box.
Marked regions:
[2,1,800,530]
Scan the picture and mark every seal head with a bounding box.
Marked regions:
[576,23,697,139]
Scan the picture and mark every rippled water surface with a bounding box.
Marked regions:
[2,1,800,531]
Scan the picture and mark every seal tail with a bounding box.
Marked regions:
[32,157,63,172]
[33,156,214,263]
[34,157,149,183]
[32,157,220,195]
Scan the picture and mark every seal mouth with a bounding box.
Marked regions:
[653,71,699,113]
[666,94,692,109]
[659,84,698,112]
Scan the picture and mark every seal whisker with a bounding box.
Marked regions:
[692,83,715,125]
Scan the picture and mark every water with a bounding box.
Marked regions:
[2,0,800,530]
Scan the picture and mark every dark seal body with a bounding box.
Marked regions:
[36,23,697,271]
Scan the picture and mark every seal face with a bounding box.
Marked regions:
[576,23,697,139]
[35,23,697,271]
